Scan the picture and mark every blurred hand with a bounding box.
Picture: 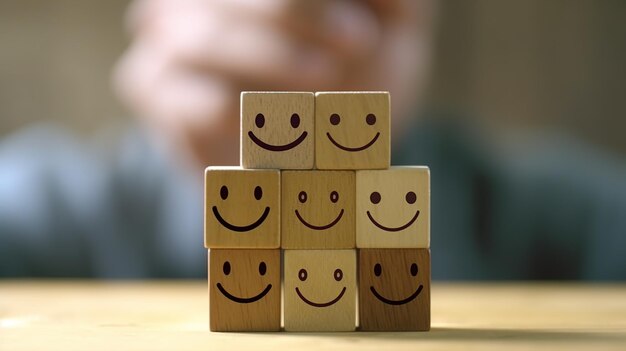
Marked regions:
[114,0,434,168]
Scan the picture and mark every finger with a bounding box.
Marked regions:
[148,70,240,168]
[143,10,342,89]
[114,41,240,165]
[212,0,381,59]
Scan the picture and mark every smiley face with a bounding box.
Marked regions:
[209,249,281,331]
[369,262,423,305]
[359,249,431,331]
[356,167,430,248]
[281,171,355,249]
[325,112,381,152]
[241,92,314,169]
[366,190,420,232]
[315,92,390,169]
[284,250,356,331]
[248,112,308,151]
[216,259,272,303]
[205,167,280,249]
[295,267,347,307]
[294,190,344,230]
[212,184,270,232]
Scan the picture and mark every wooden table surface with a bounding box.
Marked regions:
[1,281,625,350]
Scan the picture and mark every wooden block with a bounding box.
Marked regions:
[241,92,314,169]
[204,167,280,248]
[356,167,430,248]
[284,250,356,331]
[359,249,430,331]
[209,249,281,331]
[315,92,390,170]
[281,170,355,249]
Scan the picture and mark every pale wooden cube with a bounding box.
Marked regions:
[209,249,281,331]
[315,92,390,170]
[204,167,280,248]
[356,167,430,248]
[284,250,356,332]
[281,170,355,249]
[241,92,314,169]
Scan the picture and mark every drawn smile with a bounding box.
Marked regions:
[326,132,380,152]
[212,206,270,232]
[248,131,308,152]
[370,285,423,305]
[295,209,344,230]
[366,210,420,232]
[217,283,272,303]
[295,287,346,307]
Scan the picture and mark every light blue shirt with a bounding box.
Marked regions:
[1,118,625,280]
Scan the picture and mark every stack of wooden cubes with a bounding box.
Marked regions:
[204,92,430,332]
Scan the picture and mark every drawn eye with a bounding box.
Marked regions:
[259,262,267,276]
[366,113,376,125]
[370,191,381,204]
[298,269,308,281]
[290,113,300,128]
[330,113,340,125]
[334,268,343,281]
[374,263,382,277]
[411,263,418,276]
[254,186,263,200]
[298,191,307,203]
[255,113,265,128]
[406,191,416,204]
[220,186,229,200]
[223,261,231,275]
[330,191,339,203]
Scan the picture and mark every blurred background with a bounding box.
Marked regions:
[1,0,625,154]
[1,0,625,280]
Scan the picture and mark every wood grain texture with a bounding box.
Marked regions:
[284,250,356,331]
[356,167,430,248]
[281,171,355,249]
[241,92,314,169]
[359,249,430,331]
[209,249,281,331]
[315,92,390,170]
[204,167,280,248]
[3,281,626,350]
